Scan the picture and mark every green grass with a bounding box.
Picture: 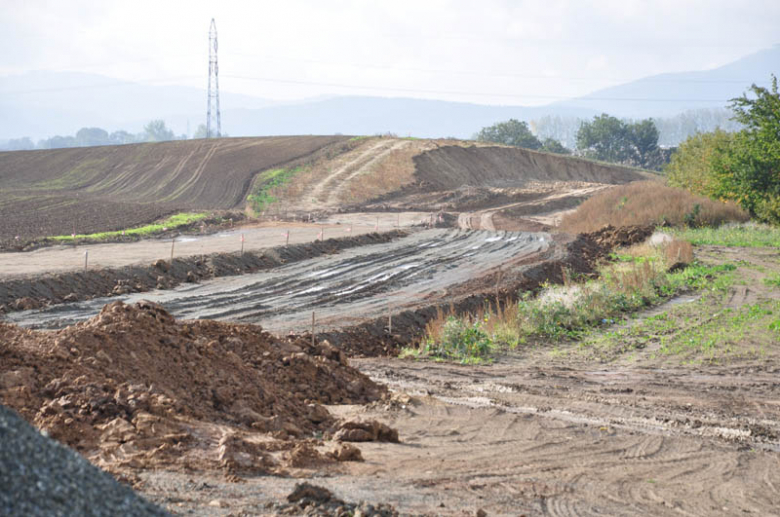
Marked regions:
[50,212,208,242]
[247,166,302,213]
[579,257,778,363]
[411,249,737,365]
[420,316,495,364]
[671,223,780,247]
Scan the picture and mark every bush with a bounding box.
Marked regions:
[559,181,748,234]
[424,317,494,364]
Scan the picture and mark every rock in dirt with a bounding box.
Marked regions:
[332,420,400,443]
[328,443,364,462]
[0,404,167,516]
[277,483,398,516]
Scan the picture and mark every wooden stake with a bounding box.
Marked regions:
[84,250,88,272]
[240,234,245,255]
[311,311,316,346]
[170,237,175,261]
[286,230,290,246]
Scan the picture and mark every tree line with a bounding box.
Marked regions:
[0,121,213,152]
[475,114,671,170]
[666,75,780,224]
[477,74,780,224]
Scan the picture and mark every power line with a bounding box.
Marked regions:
[222,73,735,103]
[0,76,201,95]
[224,51,766,85]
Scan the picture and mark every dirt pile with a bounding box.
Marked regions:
[0,300,386,475]
[584,224,655,249]
[412,145,650,191]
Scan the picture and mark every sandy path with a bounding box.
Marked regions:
[305,139,402,210]
[0,214,435,279]
[457,184,612,231]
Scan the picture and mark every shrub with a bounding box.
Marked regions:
[424,316,494,364]
[559,181,748,234]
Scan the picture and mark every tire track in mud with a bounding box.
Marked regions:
[6,229,551,332]
[346,360,780,515]
[307,140,394,208]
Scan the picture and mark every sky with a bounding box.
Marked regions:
[1,0,779,106]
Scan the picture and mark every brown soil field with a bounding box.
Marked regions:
[0,136,348,243]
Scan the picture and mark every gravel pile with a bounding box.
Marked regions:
[0,404,167,516]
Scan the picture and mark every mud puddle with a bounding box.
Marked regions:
[7,229,551,332]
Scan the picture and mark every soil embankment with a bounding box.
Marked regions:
[412,145,652,190]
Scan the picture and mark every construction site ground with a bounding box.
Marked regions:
[1,136,777,515]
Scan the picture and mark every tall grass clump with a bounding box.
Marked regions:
[560,181,749,234]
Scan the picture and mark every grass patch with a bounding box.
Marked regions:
[670,223,780,247]
[247,167,302,213]
[407,239,734,364]
[50,212,208,242]
[559,181,748,234]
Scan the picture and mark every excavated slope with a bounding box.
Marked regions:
[413,145,653,190]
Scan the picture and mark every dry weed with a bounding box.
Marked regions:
[560,181,749,233]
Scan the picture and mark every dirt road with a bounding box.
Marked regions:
[0,216,429,279]
[136,355,780,516]
[7,229,553,331]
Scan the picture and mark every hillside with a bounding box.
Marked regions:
[0,135,653,245]
[0,136,348,241]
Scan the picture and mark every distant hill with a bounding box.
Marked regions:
[223,97,595,139]
[554,45,780,118]
[0,71,276,140]
[1,45,778,141]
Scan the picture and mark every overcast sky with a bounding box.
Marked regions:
[2,0,779,105]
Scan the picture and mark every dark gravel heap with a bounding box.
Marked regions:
[0,404,167,517]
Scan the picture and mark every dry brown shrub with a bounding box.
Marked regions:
[559,180,749,234]
[663,239,694,265]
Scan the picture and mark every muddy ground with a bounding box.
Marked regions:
[130,245,780,516]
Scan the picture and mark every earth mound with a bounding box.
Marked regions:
[0,300,385,474]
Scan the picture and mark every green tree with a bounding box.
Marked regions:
[665,129,734,197]
[712,75,780,223]
[628,119,660,168]
[75,127,110,146]
[577,114,661,168]
[476,119,542,150]
[143,120,175,142]
[576,114,631,163]
[109,130,137,145]
[540,137,571,155]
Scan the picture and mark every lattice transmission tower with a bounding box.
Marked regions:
[206,18,221,138]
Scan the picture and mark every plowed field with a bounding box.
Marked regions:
[0,136,348,242]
